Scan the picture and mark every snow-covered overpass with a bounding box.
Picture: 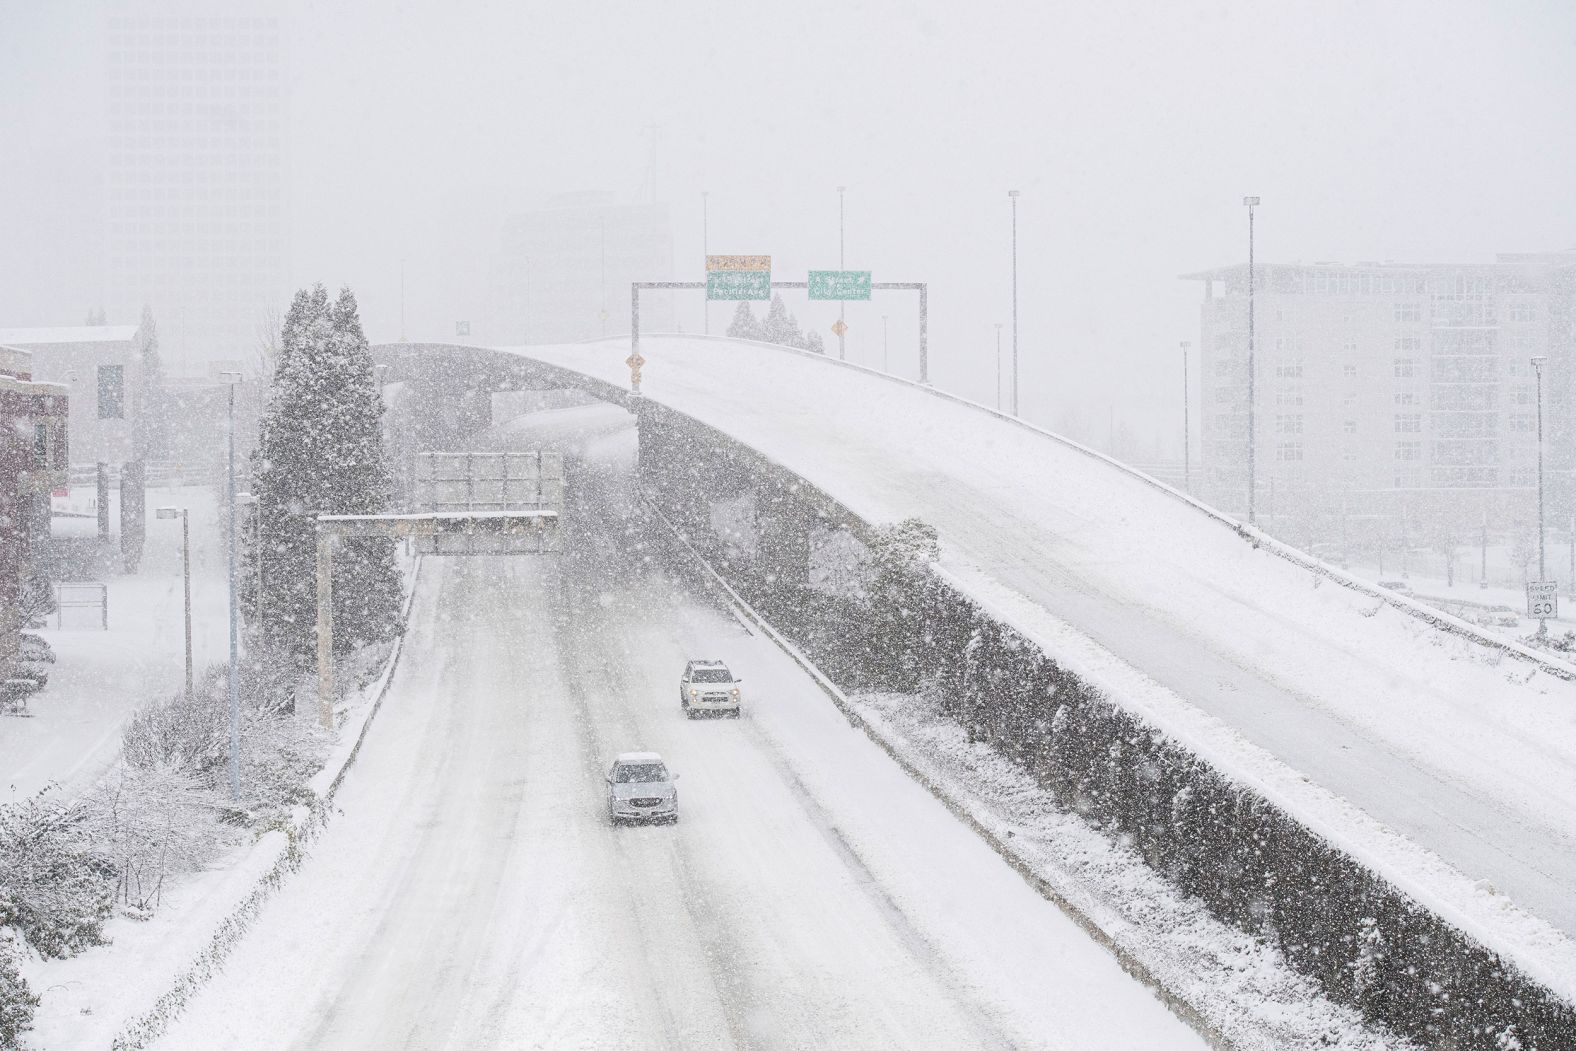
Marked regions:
[428,333,1576,968]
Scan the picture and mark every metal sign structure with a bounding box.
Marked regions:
[706,255,772,301]
[629,279,929,393]
[808,270,872,301]
[314,510,559,728]
[409,451,563,554]
[1527,580,1558,620]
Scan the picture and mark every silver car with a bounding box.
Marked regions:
[605,752,679,825]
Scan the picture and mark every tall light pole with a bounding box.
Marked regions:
[837,185,847,360]
[995,323,1004,411]
[1009,189,1021,416]
[220,371,243,801]
[1181,341,1192,493]
[701,190,710,335]
[1533,355,1549,633]
[1243,195,1260,525]
[155,506,192,700]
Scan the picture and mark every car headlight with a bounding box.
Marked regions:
[729,688,740,698]
[689,688,698,698]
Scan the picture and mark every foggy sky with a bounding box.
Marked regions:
[2,0,1573,456]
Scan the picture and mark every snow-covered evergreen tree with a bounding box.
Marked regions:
[805,330,826,355]
[762,295,806,348]
[726,301,762,341]
[246,285,403,664]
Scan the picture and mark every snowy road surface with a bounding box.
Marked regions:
[155,435,1201,1050]
[499,337,1576,945]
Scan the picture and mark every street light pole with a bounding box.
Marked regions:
[1181,341,1192,494]
[1009,189,1021,416]
[1243,195,1260,525]
[1533,355,1549,634]
[221,371,242,801]
[837,185,847,361]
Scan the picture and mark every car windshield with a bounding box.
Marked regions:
[614,763,669,784]
[692,668,732,683]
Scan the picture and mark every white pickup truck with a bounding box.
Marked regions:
[679,659,743,718]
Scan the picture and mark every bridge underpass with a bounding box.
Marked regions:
[155,398,1200,1050]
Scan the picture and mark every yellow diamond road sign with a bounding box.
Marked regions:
[831,319,848,337]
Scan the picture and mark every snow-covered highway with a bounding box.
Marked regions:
[498,336,1576,956]
[153,426,1202,1050]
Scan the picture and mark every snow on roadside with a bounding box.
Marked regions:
[16,556,427,1051]
[847,687,1411,1051]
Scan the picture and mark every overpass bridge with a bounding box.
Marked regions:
[372,333,1576,1037]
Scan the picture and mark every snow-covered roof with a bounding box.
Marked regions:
[613,751,663,764]
[0,325,138,346]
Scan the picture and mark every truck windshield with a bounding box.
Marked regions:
[692,668,732,683]
[615,764,669,784]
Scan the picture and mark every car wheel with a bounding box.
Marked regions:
[730,708,742,719]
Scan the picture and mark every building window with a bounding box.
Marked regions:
[1393,358,1417,379]
[98,364,126,419]
[1343,363,1358,380]
[1276,414,1304,434]
[1395,441,1422,461]
[1508,302,1538,323]
[1394,336,1421,353]
[1342,340,1358,356]
[1276,441,1303,462]
[1343,419,1358,434]
[1511,414,1536,432]
[1513,387,1533,405]
[1394,413,1422,433]
[1275,362,1303,379]
[1394,302,1421,323]
[1276,390,1303,406]
[1394,392,1417,406]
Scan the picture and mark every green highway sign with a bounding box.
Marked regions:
[809,270,872,301]
[707,270,772,300]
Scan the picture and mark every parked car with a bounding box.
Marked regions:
[1377,580,1413,595]
[679,659,742,718]
[605,752,679,825]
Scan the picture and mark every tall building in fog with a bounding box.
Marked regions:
[105,15,286,365]
[490,193,675,345]
[1185,253,1576,548]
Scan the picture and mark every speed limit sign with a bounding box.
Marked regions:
[1527,581,1559,619]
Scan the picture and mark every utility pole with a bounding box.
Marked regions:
[220,371,243,801]
[1243,196,1260,525]
[1181,340,1192,493]
[1009,189,1021,416]
[837,185,847,360]
[995,323,1004,412]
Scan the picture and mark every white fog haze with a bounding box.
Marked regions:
[3,0,1573,450]
[4,3,1576,1050]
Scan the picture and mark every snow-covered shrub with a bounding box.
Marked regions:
[0,931,37,1051]
[122,660,330,824]
[0,789,114,959]
[88,765,230,912]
